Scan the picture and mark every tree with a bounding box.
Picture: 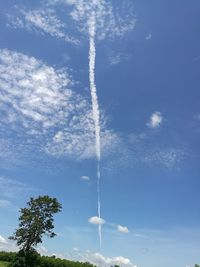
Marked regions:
[10,195,62,252]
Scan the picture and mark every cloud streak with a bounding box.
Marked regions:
[88,13,103,248]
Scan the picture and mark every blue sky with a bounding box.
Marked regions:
[0,1,200,267]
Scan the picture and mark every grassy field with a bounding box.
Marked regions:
[0,261,9,267]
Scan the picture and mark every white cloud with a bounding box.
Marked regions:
[0,235,17,252]
[80,176,90,181]
[88,216,105,225]
[7,8,79,45]
[0,48,117,161]
[68,250,137,267]
[0,235,8,244]
[0,49,185,168]
[37,245,48,255]
[7,1,136,43]
[89,253,135,267]
[62,0,136,40]
[117,225,129,233]
[147,112,163,128]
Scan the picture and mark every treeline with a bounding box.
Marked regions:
[0,251,16,262]
[0,251,97,267]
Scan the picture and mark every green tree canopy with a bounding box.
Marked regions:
[10,195,62,252]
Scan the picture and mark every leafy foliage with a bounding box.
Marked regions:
[9,195,62,252]
[0,252,16,262]
[9,249,40,267]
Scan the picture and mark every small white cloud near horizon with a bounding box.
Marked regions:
[0,234,17,252]
[117,225,129,233]
[81,176,90,181]
[0,235,8,244]
[37,245,48,255]
[67,249,137,267]
[88,216,105,225]
[147,112,163,128]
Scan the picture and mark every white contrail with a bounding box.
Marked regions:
[88,14,101,162]
[88,13,102,249]
[97,162,101,248]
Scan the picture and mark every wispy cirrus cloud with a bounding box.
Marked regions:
[0,49,186,167]
[7,7,79,44]
[7,1,136,43]
[0,48,117,161]
[103,133,186,171]
[61,0,136,40]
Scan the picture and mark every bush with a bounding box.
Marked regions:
[9,249,40,267]
[0,252,16,262]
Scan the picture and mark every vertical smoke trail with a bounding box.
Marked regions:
[88,13,102,249]
[97,162,101,248]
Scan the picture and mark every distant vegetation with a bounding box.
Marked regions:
[0,251,97,267]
